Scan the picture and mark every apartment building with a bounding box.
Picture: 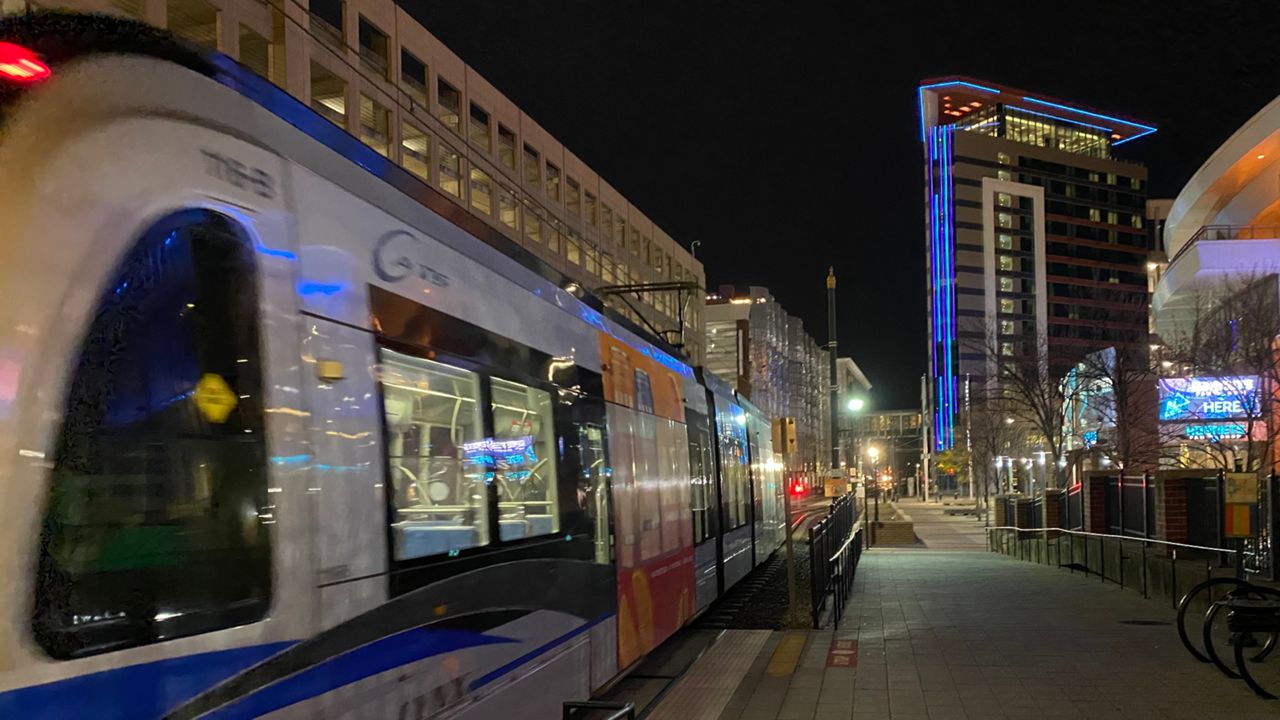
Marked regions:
[35,0,706,362]
[919,77,1155,451]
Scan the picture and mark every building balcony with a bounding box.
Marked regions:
[1152,224,1280,338]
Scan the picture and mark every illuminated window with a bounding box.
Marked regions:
[498,125,516,170]
[546,162,561,202]
[359,95,390,157]
[585,191,598,227]
[470,168,492,216]
[497,184,519,230]
[629,225,640,256]
[566,176,580,217]
[438,143,462,198]
[436,77,461,133]
[567,233,581,266]
[997,212,1013,229]
[1106,172,1117,185]
[999,254,1014,272]
[401,50,428,108]
[310,62,346,128]
[1000,277,1014,293]
[400,122,430,179]
[997,152,1011,165]
[239,25,269,77]
[523,143,540,187]
[1000,298,1015,314]
[1000,320,1015,335]
[996,192,1012,207]
[1089,208,1101,222]
[546,217,563,255]
[998,234,1013,250]
[997,169,1012,181]
[1131,215,1144,229]
[469,103,491,152]
[1001,342,1014,356]
[357,16,389,80]
[602,256,616,284]
[489,377,559,540]
[380,350,488,560]
[584,245,599,276]
[168,0,219,51]
[524,200,543,244]
[1107,211,1118,225]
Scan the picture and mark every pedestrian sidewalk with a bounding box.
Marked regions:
[645,551,1276,719]
[887,499,987,551]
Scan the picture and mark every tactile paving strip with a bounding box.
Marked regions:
[647,630,772,720]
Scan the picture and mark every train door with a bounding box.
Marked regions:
[712,396,752,592]
[685,382,720,613]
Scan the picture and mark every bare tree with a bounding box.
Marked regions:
[1071,341,1164,472]
[978,329,1078,488]
[1166,272,1280,474]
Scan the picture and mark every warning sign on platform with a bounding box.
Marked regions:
[826,638,858,668]
[195,373,238,424]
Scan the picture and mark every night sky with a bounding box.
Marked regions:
[401,1,1279,409]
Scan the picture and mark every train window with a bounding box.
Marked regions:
[34,210,270,660]
[490,378,560,540]
[380,349,488,560]
[716,404,749,530]
[686,409,716,545]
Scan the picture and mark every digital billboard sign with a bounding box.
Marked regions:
[1158,376,1259,422]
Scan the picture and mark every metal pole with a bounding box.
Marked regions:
[827,268,839,470]
[783,453,798,626]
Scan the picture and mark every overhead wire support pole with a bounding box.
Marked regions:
[827,268,839,471]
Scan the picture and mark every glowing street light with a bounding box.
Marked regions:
[867,446,880,462]
[847,397,865,412]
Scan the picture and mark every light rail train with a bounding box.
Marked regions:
[0,14,786,719]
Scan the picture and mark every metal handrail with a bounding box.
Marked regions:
[984,525,1238,555]
[1171,224,1280,264]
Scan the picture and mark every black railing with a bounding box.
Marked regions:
[987,526,1241,607]
[808,493,863,629]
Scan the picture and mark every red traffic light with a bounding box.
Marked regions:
[791,482,804,495]
[0,43,52,84]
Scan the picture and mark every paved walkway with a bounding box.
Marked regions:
[645,509,1277,719]
[890,499,987,551]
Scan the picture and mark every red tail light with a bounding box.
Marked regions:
[0,43,51,84]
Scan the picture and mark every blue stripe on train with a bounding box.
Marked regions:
[0,642,296,719]
[202,627,516,720]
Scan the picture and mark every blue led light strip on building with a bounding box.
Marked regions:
[927,125,958,451]
[917,80,1000,141]
[1019,96,1156,144]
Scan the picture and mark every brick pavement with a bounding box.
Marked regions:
[648,538,1277,719]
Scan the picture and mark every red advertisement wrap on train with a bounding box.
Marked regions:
[600,334,695,669]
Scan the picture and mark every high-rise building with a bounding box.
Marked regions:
[27,0,706,362]
[919,77,1156,451]
[704,286,830,483]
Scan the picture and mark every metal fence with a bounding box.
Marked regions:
[808,493,863,629]
[1105,474,1154,538]
[987,526,1241,608]
[1065,483,1084,530]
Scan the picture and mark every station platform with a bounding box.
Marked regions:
[639,501,1276,720]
